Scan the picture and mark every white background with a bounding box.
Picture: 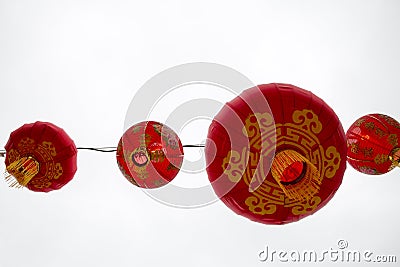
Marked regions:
[0,0,399,266]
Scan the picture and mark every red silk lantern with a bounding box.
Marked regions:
[206,83,347,225]
[346,114,400,175]
[116,121,183,188]
[4,121,77,192]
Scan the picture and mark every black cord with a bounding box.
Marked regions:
[183,144,205,148]
[1,144,206,156]
[77,147,117,152]
[77,144,205,153]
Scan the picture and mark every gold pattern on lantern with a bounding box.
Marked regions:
[5,139,63,189]
[388,134,398,147]
[374,154,389,165]
[222,109,341,216]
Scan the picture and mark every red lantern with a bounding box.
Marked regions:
[206,83,347,225]
[4,121,77,192]
[116,121,184,188]
[346,114,400,175]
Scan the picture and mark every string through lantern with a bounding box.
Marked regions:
[1,122,204,191]
[0,82,397,226]
[76,144,204,153]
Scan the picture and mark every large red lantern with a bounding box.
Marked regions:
[4,121,77,192]
[346,114,400,175]
[116,121,184,188]
[206,83,347,225]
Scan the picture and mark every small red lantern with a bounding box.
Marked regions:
[346,113,400,175]
[4,121,77,192]
[206,83,347,225]
[116,121,184,188]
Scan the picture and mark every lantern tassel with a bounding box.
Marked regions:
[271,150,321,201]
[5,156,40,188]
[389,148,400,169]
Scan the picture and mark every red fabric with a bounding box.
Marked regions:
[116,121,183,188]
[4,121,77,192]
[206,83,347,225]
[346,114,400,175]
